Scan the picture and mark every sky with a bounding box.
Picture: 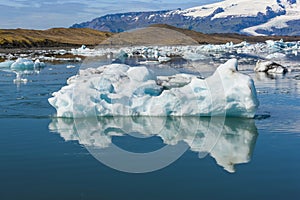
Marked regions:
[0,0,221,29]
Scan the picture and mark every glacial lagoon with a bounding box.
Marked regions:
[0,43,300,199]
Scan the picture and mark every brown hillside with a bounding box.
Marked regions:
[0,28,113,48]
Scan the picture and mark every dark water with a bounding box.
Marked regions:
[0,59,299,200]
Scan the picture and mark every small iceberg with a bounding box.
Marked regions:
[0,60,14,69]
[0,58,45,71]
[254,60,288,74]
[158,56,171,63]
[0,58,46,83]
[11,58,45,71]
[49,59,259,118]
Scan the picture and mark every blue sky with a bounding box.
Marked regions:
[0,0,221,29]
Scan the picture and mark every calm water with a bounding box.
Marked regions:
[0,57,300,200]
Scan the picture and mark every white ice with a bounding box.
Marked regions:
[0,58,46,83]
[68,40,300,64]
[0,58,45,71]
[48,58,259,118]
[179,0,285,19]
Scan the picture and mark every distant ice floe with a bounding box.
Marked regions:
[49,116,258,173]
[48,58,259,118]
[68,39,300,61]
[0,58,46,83]
[1,39,299,67]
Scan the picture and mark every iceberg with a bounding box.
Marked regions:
[49,116,258,173]
[158,56,171,63]
[255,60,288,74]
[0,58,46,83]
[11,58,35,71]
[0,58,45,71]
[49,58,259,118]
[0,60,14,69]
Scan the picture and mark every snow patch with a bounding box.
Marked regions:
[180,0,286,19]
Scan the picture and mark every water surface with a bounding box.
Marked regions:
[0,57,299,199]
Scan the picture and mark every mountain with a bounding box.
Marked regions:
[71,0,300,36]
[100,24,300,46]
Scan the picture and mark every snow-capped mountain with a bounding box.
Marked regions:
[180,0,287,19]
[71,0,300,36]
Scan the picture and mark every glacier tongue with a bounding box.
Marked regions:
[48,58,259,118]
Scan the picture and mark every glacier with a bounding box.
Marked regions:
[48,58,259,118]
[180,0,286,19]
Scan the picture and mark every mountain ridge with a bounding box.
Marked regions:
[71,0,300,36]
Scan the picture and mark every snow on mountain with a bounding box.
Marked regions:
[180,0,285,19]
[71,0,300,36]
[242,1,300,35]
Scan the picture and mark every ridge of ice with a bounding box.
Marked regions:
[48,58,259,118]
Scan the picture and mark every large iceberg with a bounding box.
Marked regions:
[48,59,259,118]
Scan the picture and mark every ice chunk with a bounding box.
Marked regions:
[0,58,46,83]
[34,59,46,69]
[48,59,259,118]
[158,56,171,63]
[182,52,208,61]
[157,74,194,89]
[0,60,14,69]
[11,58,35,71]
[254,60,288,74]
[8,58,45,71]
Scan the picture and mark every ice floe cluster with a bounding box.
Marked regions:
[67,40,300,75]
[48,59,259,118]
[69,40,300,59]
[49,116,258,173]
[0,49,82,63]
[1,39,300,66]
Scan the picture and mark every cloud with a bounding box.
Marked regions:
[0,0,222,29]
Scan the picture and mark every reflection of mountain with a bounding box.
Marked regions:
[49,117,258,173]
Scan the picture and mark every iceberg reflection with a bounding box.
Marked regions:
[49,117,258,173]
